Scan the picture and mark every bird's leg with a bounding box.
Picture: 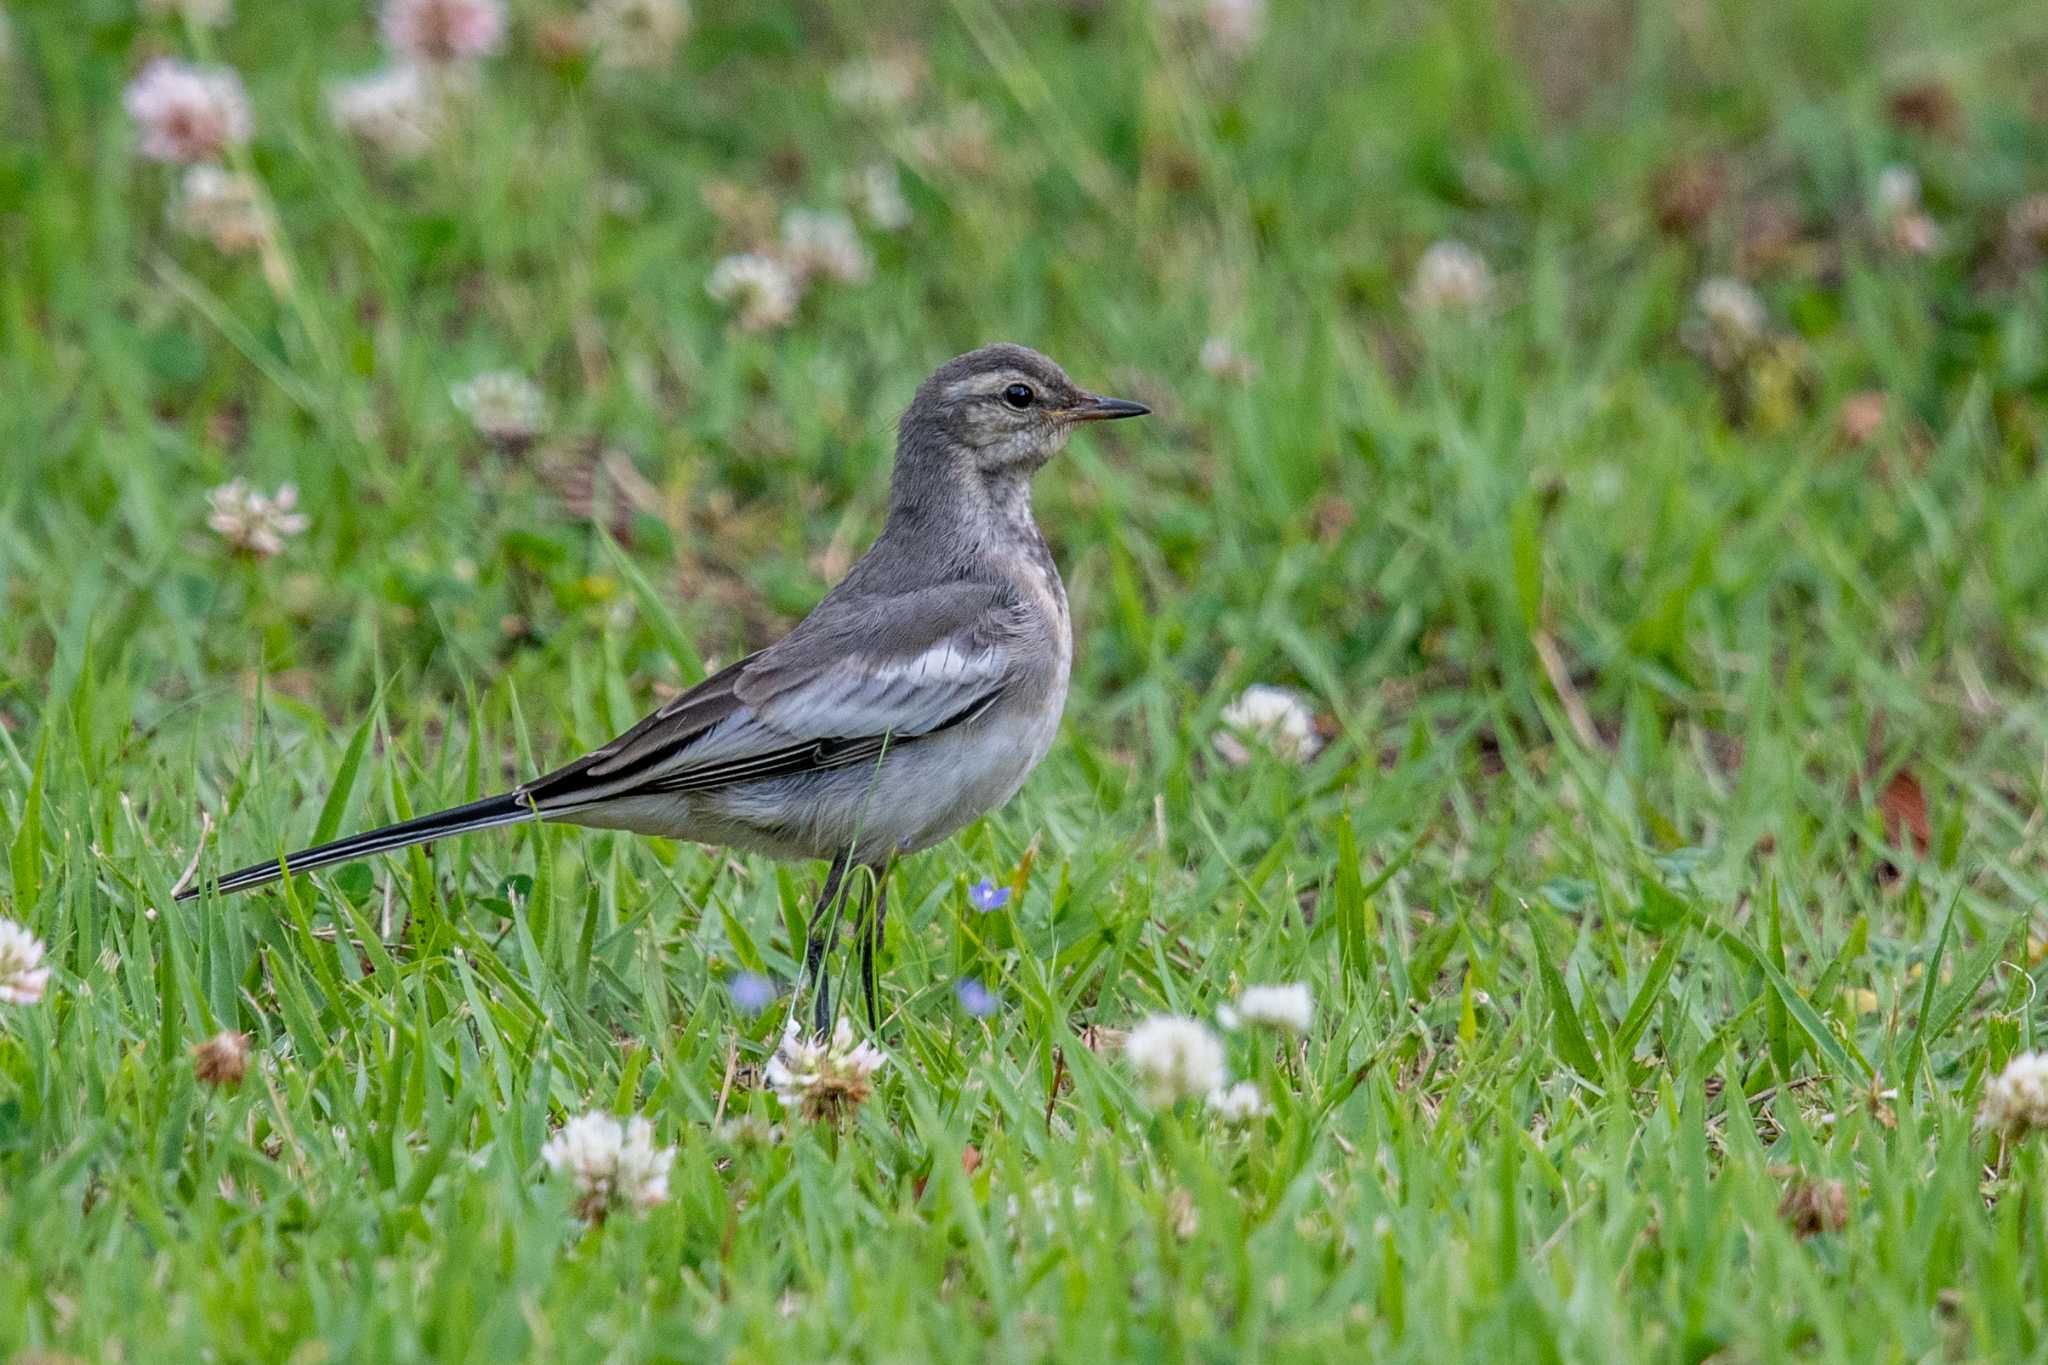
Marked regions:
[803,850,850,985]
[858,872,878,1031]
[819,868,871,1039]
[802,848,853,1038]
[841,869,878,1034]
[860,866,892,1031]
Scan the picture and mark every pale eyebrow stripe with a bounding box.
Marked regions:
[941,371,1029,401]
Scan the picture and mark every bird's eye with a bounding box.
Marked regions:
[1000,383,1035,410]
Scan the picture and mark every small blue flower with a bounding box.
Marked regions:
[956,977,1000,1017]
[729,971,777,1016]
[968,878,1011,913]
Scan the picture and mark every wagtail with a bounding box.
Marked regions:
[179,344,1150,1032]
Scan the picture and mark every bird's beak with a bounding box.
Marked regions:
[1065,393,1151,423]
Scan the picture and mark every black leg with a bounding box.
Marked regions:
[804,848,853,1037]
[864,871,897,1031]
[860,862,892,1031]
[837,869,874,1036]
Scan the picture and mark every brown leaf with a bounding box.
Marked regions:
[1886,82,1961,138]
[1652,158,1727,238]
[1878,768,1931,856]
[533,16,586,65]
[1836,391,1889,447]
[1861,713,1931,881]
[1738,197,1809,274]
[915,1146,981,1202]
[1312,494,1356,543]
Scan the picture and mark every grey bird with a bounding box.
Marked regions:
[178,343,1149,1032]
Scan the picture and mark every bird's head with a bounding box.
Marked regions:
[901,343,1148,480]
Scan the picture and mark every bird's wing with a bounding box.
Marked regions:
[519,581,1021,811]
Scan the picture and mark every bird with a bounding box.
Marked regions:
[178,343,1149,1035]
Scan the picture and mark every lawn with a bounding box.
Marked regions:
[5,0,2048,1357]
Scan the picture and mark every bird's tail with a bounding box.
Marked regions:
[176,791,537,900]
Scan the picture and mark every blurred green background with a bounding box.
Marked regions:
[3,0,2048,1357]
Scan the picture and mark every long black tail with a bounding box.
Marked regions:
[176,792,537,900]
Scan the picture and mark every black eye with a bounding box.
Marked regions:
[1001,383,1035,410]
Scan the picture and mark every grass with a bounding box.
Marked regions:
[5,0,2048,1356]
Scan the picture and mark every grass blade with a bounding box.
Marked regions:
[1526,914,1601,1080]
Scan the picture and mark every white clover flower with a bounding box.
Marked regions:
[714,1114,785,1146]
[1124,1014,1227,1108]
[1406,239,1494,317]
[206,480,308,557]
[765,1017,887,1124]
[381,0,504,63]
[599,178,651,219]
[1982,1053,2048,1135]
[0,920,50,1006]
[828,53,922,115]
[171,165,269,254]
[123,58,253,165]
[1873,165,1939,257]
[2008,194,2048,252]
[1695,276,1765,337]
[706,252,800,332]
[192,1030,250,1087]
[451,369,548,445]
[1198,335,1256,383]
[143,0,234,25]
[1682,276,1768,372]
[1215,684,1319,766]
[328,65,443,160]
[541,1111,674,1220]
[853,163,911,232]
[1201,0,1266,57]
[1006,1182,1096,1233]
[1888,212,1939,257]
[1874,165,1920,219]
[905,103,993,175]
[780,209,872,285]
[1227,982,1313,1033]
[584,0,690,69]
[1207,1081,1270,1122]
[1778,1176,1848,1237]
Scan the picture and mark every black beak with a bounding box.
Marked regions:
[1068,393,1151,423]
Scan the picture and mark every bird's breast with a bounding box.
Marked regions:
[1010,555,1071,777]
[1009,537,1071,681]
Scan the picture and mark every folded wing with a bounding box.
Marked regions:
[520,581,1019,813]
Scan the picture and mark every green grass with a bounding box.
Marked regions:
[5,0,2048,1357]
